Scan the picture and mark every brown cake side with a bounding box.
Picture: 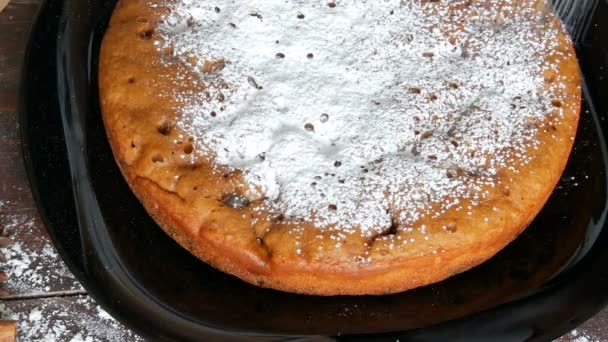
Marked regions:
[99,0,581,295]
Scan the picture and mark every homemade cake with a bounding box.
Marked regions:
[99,0,581,295]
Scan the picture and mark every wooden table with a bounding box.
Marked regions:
[0,1,606,341]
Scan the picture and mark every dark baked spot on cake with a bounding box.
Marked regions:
[183,143,194,154]
[157,122,172,136]
[551,99,563,108]
[387,219,399,235]
[411,145,420,156]
[186,17,196,28]
[304,123,315,132]
[369,218,400,247]
[247,76,263,90]
[328,204,338,211]
[446,169,455,178]
[461,44,470,59]
[127,76,135,84]
[137,27,154,40]
[151,154,164,163]
[327,2,336,8]
[445,223,457,233]
[217,92,225,102]
[422,51,434,58]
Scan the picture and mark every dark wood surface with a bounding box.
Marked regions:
[0,0,606,341]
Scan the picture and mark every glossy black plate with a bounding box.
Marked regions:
[19,0,608,340]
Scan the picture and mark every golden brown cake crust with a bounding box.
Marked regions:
[99,0,581,295]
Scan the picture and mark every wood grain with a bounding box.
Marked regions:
[0,321,16,342]
[0,296,141,341]
[0,0,83,299]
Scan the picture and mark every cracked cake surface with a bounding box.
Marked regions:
[99,0,581,295]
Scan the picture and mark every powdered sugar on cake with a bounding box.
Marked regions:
[156,0,568,236]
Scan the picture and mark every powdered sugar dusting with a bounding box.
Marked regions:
[0,297,142,341]
[0,201,81,295]
[157,0,569,236]
[0,196,141,340]
[556,329,603,342]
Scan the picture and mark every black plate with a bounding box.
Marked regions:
[19,0,608,340]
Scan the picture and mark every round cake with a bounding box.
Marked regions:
[99,0,581,295]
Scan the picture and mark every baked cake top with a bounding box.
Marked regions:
[154,0,572,237]
[100,0,580,294]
